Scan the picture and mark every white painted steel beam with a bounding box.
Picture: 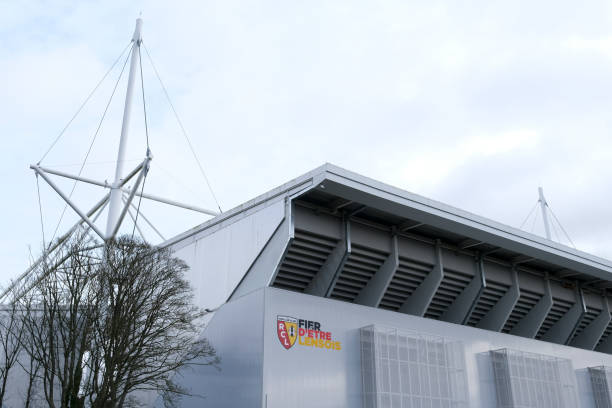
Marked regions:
[106,18,143,237]
[121,187,219,216]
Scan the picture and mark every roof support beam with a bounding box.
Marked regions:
[440,257,485,325]
[398,240,444,317]
[476,267,520,332]
[399,221,423,232]
[304,217,351,297]
[461,256,487,325]
[540,287,586,344]
[511,255,534,265]
[510,277,553,338]
[571,296,611,350]
[596,303,612,353]
[354,234,399,307]
[459,238,483,250]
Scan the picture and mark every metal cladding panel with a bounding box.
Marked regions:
[262,287,612,408]
[172,199,285,310]
[155,288,266,407]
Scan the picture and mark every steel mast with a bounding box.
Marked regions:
[106,18,144,238]
[538,186,552,240]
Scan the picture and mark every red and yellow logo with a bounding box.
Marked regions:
[277,315,341,351]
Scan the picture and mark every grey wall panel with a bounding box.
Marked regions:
[517,271,547,295]
[262,287,612,408]
[550,280,580,303]
[397,236,436,265]
[441,248,478,277]
[482,260,513,286]
[173,199,285,310]
[350,221,393,253]
[232,217,292,300]
[293,205,343,240]
[155,289,266,408]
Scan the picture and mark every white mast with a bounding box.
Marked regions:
[106,18,143,238]
[538,186,552,240]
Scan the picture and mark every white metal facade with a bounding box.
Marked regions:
[161,164,612,407]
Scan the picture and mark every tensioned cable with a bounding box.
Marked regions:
[138,44,150,149]
[132,46,151,239]
[35,174,46,249]
[519,201,539,230]
[48,46,134,247]
[548,208,562,243]
[142,42,223,213]
[530,206,540,234]
[131,175,148,240]
[38,41,133,164]
[548,205,576,249]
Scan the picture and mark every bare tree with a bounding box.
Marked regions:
[17,235,217,407]
[0,298,24,407]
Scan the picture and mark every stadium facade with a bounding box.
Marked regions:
[162,163,612,408]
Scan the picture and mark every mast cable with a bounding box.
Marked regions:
[132,51,151,240]
[142,42,223,213]
[38,41,133,164]
[530,206,539,234]
[548,209,562,243]
[48,47,133,247]
[138,44,150,149]
[547,205,576,249]
[519,201,539,230]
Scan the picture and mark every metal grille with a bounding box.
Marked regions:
[502,289,542,334]
[272,229,338,292]
[536,298,574,339]
[490,348,578,408]
[569,306,601,343]
[330,244,388,302]
[379,257,432,311]
[589,366,612,408]
[360,325,468,408]
[467,281,510,327]
[424,269,472,320]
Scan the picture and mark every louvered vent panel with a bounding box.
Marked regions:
[272,229,338,292]
[330,244,388,302]
[597,316,612,348]
[502,289,542,334]
[379,257,433,311]
[570,306,601,343]
[536,298,574,339]
[467,281,510,327]
[424,269,473,320]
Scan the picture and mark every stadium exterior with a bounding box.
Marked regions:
[162,163,612,407]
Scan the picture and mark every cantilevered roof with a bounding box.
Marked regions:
[166,163,612,288]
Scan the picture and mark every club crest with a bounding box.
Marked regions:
[277,315,298,350]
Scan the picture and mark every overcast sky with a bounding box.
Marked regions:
[2,1,612,288]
